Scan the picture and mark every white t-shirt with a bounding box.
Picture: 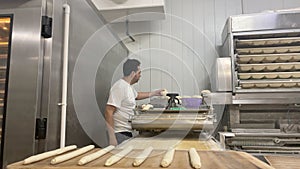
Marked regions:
[107,79,138,133]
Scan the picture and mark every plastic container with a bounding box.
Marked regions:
[181,98,202,109]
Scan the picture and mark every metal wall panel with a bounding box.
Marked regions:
[242,0,283,14]
[231,12,300,32]
[283,0,300,8]
[55,0,129,148]
[0,7,43,167]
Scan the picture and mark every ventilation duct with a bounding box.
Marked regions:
[90,0,165,23]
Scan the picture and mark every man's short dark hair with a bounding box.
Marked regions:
[123,59,141,76]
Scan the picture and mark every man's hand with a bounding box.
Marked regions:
[136,89,167,100]
[151,89,166,97]
[109,137,118,146]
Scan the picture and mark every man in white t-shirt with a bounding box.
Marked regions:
[105,59,163,145]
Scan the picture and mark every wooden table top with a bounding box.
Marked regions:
[7,149,274,169]
[265,155,300,169]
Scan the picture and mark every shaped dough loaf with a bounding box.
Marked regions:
[23,145,77,165]
[189,148,201,169]
[51,145,94,164]
[160,148,175,167]
[104,146,133,166]
[78,145,115,165]
[132,146,153,167]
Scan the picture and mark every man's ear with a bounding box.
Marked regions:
[130,71,136,77]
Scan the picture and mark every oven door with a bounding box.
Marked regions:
[0,7,45,167]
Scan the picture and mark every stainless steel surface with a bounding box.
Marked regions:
[130,108,214,131]
[220,12,300,154]
[231,129,281,133]
[225,103,300,154]
[39,0,58,152]
[215,57,232,91]
[225,131,300,154]
[230,12,300,32]
[234,133,300,137]
[221,11,300,153]
[89,0,166,23]
[0,7,44,167]
[232,93,300,104]
[206,92,232,105]
[221,11,300,93]
[0,16,10,168]
[221,18,231,45]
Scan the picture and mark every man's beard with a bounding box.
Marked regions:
[131,78,139,84]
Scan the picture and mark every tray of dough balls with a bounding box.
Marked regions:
[239,79,300,88]
[238,62,300,72]
[235,45,300,55]
[238,72,300,80]
[236,53,300,63]
[235,37,300,48]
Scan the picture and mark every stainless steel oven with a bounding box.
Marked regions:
[0,4,48,167]
[218,11,300,154]
[0,14,12,168]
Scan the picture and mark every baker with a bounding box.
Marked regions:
[104,58,164,145]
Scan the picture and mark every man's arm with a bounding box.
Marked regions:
[105,105,118,146]
[136,89,164,100]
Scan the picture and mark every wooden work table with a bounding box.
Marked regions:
[7,149,284,169]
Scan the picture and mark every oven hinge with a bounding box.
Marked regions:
[35,118,47,139]
[41,16,52,38]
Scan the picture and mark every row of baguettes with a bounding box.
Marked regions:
[19,144,202,168]
[7,147,278,169]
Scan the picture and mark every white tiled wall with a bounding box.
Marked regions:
[110,0,300,99]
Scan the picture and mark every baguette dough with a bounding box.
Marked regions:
[132,146,153,167]
[201,90,211,95]
[141,104,153,111]
[189,148,201,169]
[160,148,175,167]
[23,145,77,165]
[51,145,95,164]
[57,145,78,155]
[104,146,133,166]
[160,89,168,96]
[78,145,115,165]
